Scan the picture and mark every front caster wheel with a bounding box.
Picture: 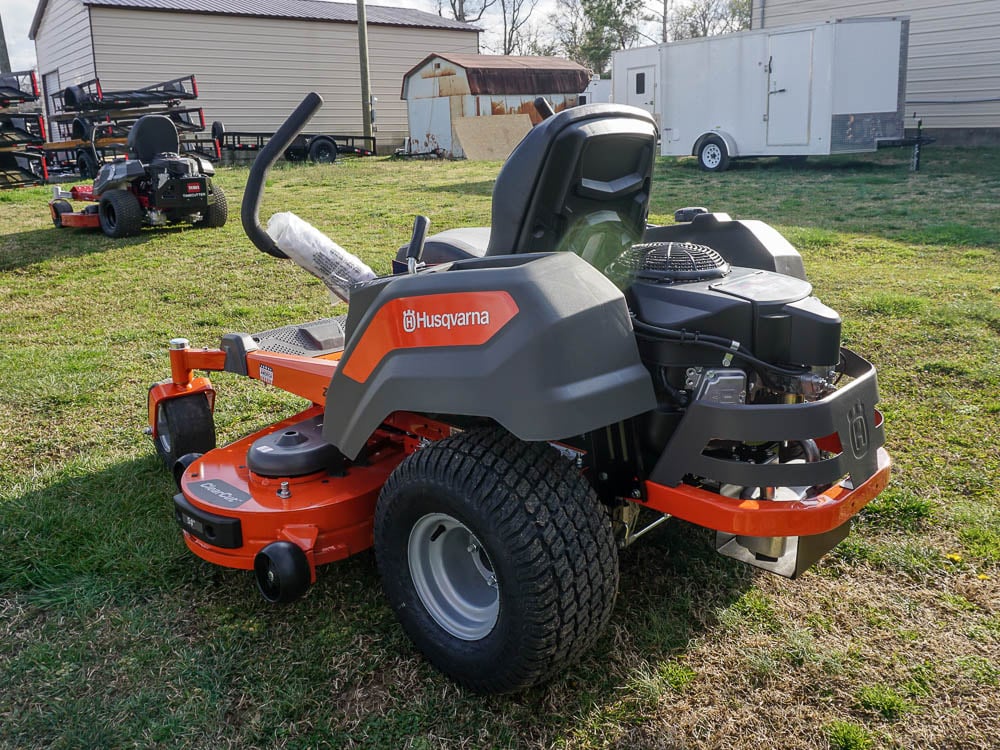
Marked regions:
[254,542,311,604]
[375,429,619,694]
[153,392,216,471]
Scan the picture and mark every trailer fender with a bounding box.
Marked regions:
[693,130,738,158]
[322,252,657,459]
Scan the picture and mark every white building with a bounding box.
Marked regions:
[751,0,1000,143]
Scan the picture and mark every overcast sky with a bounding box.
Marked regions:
[3,0,39,71]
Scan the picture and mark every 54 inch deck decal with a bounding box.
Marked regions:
[342,291,519,382]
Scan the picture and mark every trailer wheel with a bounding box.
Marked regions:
[153,392,216,471]
[195,184,228,228]
[98,189,143,238]
[697,135,730,172]
[211,120,226,142]
[308,136,338,163]
[255,542,311,604]
[51,200,73,228]
[77,150,99,179]
[374,428,619,694]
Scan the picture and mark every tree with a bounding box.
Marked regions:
[552,0,644,75]
[437,0,496,24]
[671,0,749,40]
[496,0,540,55]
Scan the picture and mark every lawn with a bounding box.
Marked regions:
[1,146,998,749]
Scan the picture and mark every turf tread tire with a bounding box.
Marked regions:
[98,189,143,238]
[374,428,618,694]
[196,184,228,228]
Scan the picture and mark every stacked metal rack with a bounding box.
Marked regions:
[0,70,48,189]
[43,75,219,178]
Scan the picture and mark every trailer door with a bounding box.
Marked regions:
[625,65,656,117]
[766,30,813,146]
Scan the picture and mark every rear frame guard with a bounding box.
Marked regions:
[651,347,883,489]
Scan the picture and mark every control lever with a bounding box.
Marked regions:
[533,97,555,120]
[407,215,430,274]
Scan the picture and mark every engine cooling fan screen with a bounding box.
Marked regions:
[609,241,731,282]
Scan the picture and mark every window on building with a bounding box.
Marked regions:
[635,73,645,95]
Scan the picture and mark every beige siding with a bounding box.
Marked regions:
[33,0,96,118]
[756,0,1000,131]
[367,25,478,143]
[88,8,478,146]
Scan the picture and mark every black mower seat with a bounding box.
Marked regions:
[398,103,657,267]
[128,115,180,162]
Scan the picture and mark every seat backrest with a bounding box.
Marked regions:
[485,104,657,261]
[127,115,179,162]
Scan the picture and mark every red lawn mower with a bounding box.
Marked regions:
[50,114,226,237]
[147,94,890,693]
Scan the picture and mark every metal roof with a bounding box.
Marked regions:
[403,54,591,97]
[31,0,479,38]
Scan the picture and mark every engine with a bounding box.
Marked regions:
[618,240,845,472]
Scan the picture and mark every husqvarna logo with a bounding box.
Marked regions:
[848,401,869,459]
[402,308,491,333]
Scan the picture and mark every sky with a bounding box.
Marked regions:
[2,0,39,70]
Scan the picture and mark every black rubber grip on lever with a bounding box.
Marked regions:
[407,215,430,264]
[534,97,555,120]
[241,92,324,259]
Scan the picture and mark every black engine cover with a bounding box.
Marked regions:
[628,267,842,368]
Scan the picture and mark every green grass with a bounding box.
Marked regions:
[2,145,1000,748]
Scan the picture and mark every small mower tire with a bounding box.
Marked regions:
[51,199,73,228]
[254,542,311,604]
[374,428,619,694]
[697,135,730,172]
[195,184,228,228]
[153,392,216,471]
[307,136,338,163]
[98,189,143,238]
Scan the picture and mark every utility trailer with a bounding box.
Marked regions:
[0,70,48,189]
[42,75,216,178]
[210,121,376,163]
[613,17,915,170]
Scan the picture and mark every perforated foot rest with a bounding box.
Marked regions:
[251,316,347,356]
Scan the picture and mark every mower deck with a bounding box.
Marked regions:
[175,405,406,575]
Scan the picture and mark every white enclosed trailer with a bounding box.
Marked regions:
[612,17,910,170]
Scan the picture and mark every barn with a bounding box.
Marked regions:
[751,0,1000,143]
[401,54,591,158]
[28,0,480,150]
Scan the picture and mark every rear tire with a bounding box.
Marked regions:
[374,428,619,694]
[195,184,228,228]
[51,199,73,228]
[153,392,216,471]
[98,189,143,237]
[697,135,730,172]
[308,136,338,163]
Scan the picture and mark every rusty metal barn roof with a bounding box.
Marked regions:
[31,0,479,38]
[404,53,591,96]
